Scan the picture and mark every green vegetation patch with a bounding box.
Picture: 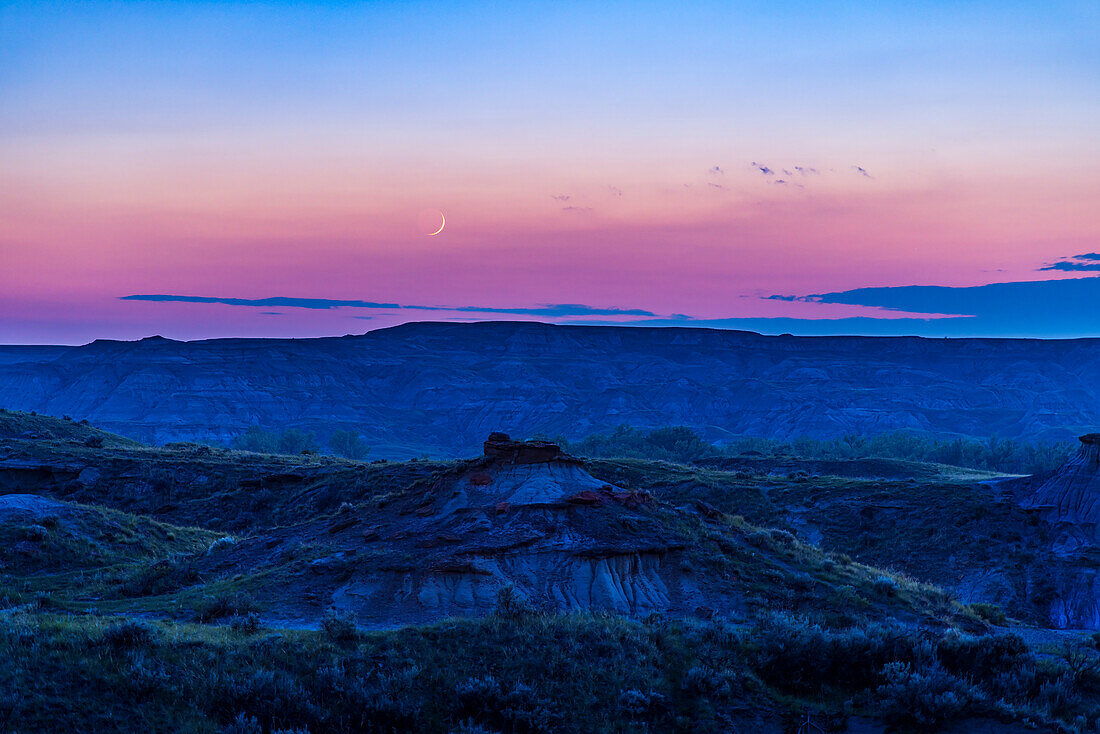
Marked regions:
[3,610,1098,733]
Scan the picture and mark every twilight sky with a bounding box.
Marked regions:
[2,1,1098,343]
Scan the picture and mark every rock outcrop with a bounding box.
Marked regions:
[482,432,577,465]
[194,433,965,629]
[1023,434,1100,544]
[316,434,688,624]
[1018,434,1100,627]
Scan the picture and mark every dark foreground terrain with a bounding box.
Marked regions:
[3,321,1100,455]
[3,412,1100,732]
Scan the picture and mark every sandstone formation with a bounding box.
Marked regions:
[482,432,577,464]
[193,434,962,629]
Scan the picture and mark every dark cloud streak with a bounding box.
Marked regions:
[121,295,656,319]
[1040,253,1100,271]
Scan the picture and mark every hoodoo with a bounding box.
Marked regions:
[191,433,964,629]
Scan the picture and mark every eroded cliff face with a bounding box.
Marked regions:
[1020,435,1100,628]
[288,434,706,626]
[1023,435,1100,545]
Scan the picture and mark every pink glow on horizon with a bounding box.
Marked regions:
[3,125,1098,344]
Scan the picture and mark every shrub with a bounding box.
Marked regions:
[0,589,25,609]
[196,593,258,622]
[231,613,263,635]
[449,720,502,734]
[101,620,158,650]
[768,529,797,547]
[120,555,199,597]
[493,585,534,619]
[206,536,237,555]
[21,525,49,543]
[680,665,743,699]
[969,602,1008,626]
[233,427,318,455]
[616,688,667,717]
[751,614,931,693]
[0,690,24,728]
[320,609,358,643]
[211,669,318,731]
[455,676,560,733]
[219,712,263,734]
[874,662,979,726]
[329,430,370,460]
[871,576,899,596]
[936,632,1028,680]
[1036,675,1082,718]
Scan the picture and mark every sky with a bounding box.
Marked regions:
[1,1,1098,344]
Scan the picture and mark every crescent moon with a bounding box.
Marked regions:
[427,211,445,236]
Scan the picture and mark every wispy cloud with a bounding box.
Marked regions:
[561,205,592,213]
[121,295,656,319]
[120,295,400,309]
[551,194,571,201]
[444,304,656,317]
[853,165,872,178]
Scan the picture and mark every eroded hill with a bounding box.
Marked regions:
[3,321,1100,455]
[4,413,1100,732]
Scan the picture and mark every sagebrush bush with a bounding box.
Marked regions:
[969,602,1008,626]
[230,613,263,635]
[21,525,50,543]
[120,555,199,597]
[871,576,899,596]
[493,585,534,619]
[196,593,257,622]
[5,610,1100,733]
[449,720,502,734]
[751,614,931,693]
[320,609,358,643]
[936,632,1028,680]
[455,676,560,733]
[211,668,319,731]
[218,712,261,734]
[874,662,980,726]
[101,620,158,650]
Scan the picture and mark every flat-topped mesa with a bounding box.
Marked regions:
[482,432,579,465]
